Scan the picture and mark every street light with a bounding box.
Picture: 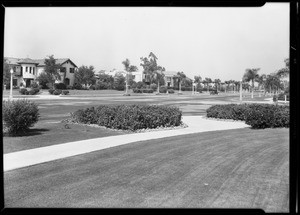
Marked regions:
[9,68,14,100]
[239,79,242,102]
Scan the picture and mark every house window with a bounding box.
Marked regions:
[33,67,35,75]
[13,79,17,86]
[70,68,75,73]
[26,67,28,72]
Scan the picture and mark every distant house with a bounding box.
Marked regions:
[162,71,180,87]
[103,69,143,83]
[4,57,78,87]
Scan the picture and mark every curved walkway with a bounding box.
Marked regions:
[4,116,250,172]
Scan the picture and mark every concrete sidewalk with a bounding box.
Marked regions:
[4,116,250,172]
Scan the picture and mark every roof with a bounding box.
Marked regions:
[4,57,77,68]
[163,71,180,77]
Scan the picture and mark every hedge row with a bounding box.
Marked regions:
[70,104,182,131]
[19,88,40,95]
[2,99,40,135]
[133,88,154,93]
[49,89,70,95]
[206,103,289,129]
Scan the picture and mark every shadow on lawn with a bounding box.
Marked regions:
[4,128,50,137]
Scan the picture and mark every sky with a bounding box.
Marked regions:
[4,3,289,81]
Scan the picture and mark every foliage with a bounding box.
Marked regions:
[70,104,182,131]
[30,81,39,89]
[2,99,40,135]
[244,104,289,129]
[48,89,55,94]
[3,58,11,86]
[273,93,289,102]
[44,55,63,85]
[159,86,168,93]
[140,52,165,85]
[113,74,126,91]
[142,89,154,93]
[168,89,175,94]
[19,88,39,95]
[53,89,62,95]
[265,74,283,93]
[36,72,53,89]
[19,88,28,95]
[135,81,147,89]
[54,83,67,90]
[150,83,158,91]
[243,68,260,98]
[89,85,96,90]
[206,103,289,129]
[206,104,250,121]
[73,83,83,90]
[61,90,70,95]
[75,65,96,87]
[96,73,114,89]
[133,88,142,93]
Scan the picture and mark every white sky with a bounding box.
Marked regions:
[4,3,289,81]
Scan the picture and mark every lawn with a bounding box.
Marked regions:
[4,127,289,212]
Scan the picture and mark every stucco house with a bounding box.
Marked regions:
[4,57,78,87]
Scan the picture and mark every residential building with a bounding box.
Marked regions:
[4,57,78,87]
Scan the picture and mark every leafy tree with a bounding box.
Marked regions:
[203,77,212,92]
[36,72,53,89]
[243,68,260,98]
[3,58,11,87]
[256,74,267,94]
[122,58,138,94]
[114,73,126,91]
[140,52,165,92]
[214,79,221,91]
[44,55,63,87]
[97,73,114,89]
[74,65,96,88]
[265,73,282,94]
[276,58,289,92]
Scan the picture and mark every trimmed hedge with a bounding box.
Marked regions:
[245,104,289,129]
[206,103,289,129]
[19,88,39,95]
[70,104,182,131]
[2,99,40,135]
[54,83,67,90]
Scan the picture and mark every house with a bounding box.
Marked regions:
[162,71,180,87]
[4,57,78,87]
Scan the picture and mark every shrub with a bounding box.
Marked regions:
[70,104,182,131]
[67,85,74,90]
[168,89,175,94]
[150,83,157,91]
[53,89,62,95]
[89,85,96,90]
[167,86,174,90]
[73,83,83,90]
[2,99,40,135]
[245,104,289,129]
[54,83,67,90]
[48,89,55,95]
[30,82,39,89]
[206,103,289,129]
[159,86,167,93]
[206,104,250,121]
[28,89,36,95]
[135,81,146,89]
[115,85,125,91]
[61,90,70,95]
[19,88,28,95]
[142,89,154,93]
[275,93,290,101]
[133,88,142,93]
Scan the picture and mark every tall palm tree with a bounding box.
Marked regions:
[256,74,266,96]
[122,58,137,94]
[243,68,260,98]
[214,79,221,92]
[204,77,212,93]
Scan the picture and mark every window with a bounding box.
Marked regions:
[26,67,28,72]
[30,67,32,73]
[13,79,17,86]
[70,68,75,73]
[33,67,35,75]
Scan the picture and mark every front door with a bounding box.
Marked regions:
[26,79,31,87]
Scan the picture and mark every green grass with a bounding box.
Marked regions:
[4,127,288,211]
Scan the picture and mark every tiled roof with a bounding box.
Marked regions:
[4,57,77,67]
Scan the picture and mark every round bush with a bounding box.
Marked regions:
[168,89,175,94]
[2,99,40,135]
[53,89,62,95]
[89,85,96,90]
[61,90,70,95]
[30,82,39,89]
[19,88,28,95]
[48,89,55,95]
[159,86,167,93]
[54,83,67,90]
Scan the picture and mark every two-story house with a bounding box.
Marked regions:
[4,57,78,87]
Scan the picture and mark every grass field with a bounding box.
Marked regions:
[4,127,289,211]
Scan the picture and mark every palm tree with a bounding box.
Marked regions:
[243,68,260,99]
[224,80,230,93]
[204,77,212,93]
[256,74,266,96]
[214,79,221,92]
[122,59,138,94]
[265,73,282,95]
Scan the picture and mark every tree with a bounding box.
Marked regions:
[276,58,290,92]
[140,52,165,92]
[74,65,96,88]
[114,73,126,91]
[36,72,53,89]
[265,73,282,95]
[214,79,221,91]
[256,74,267,95]
[204,77,212,92]
[3,58,11,87]
[96,73,114,89]
[122,58,138,94]
[44,55,63,87]
[243,68,260,98]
